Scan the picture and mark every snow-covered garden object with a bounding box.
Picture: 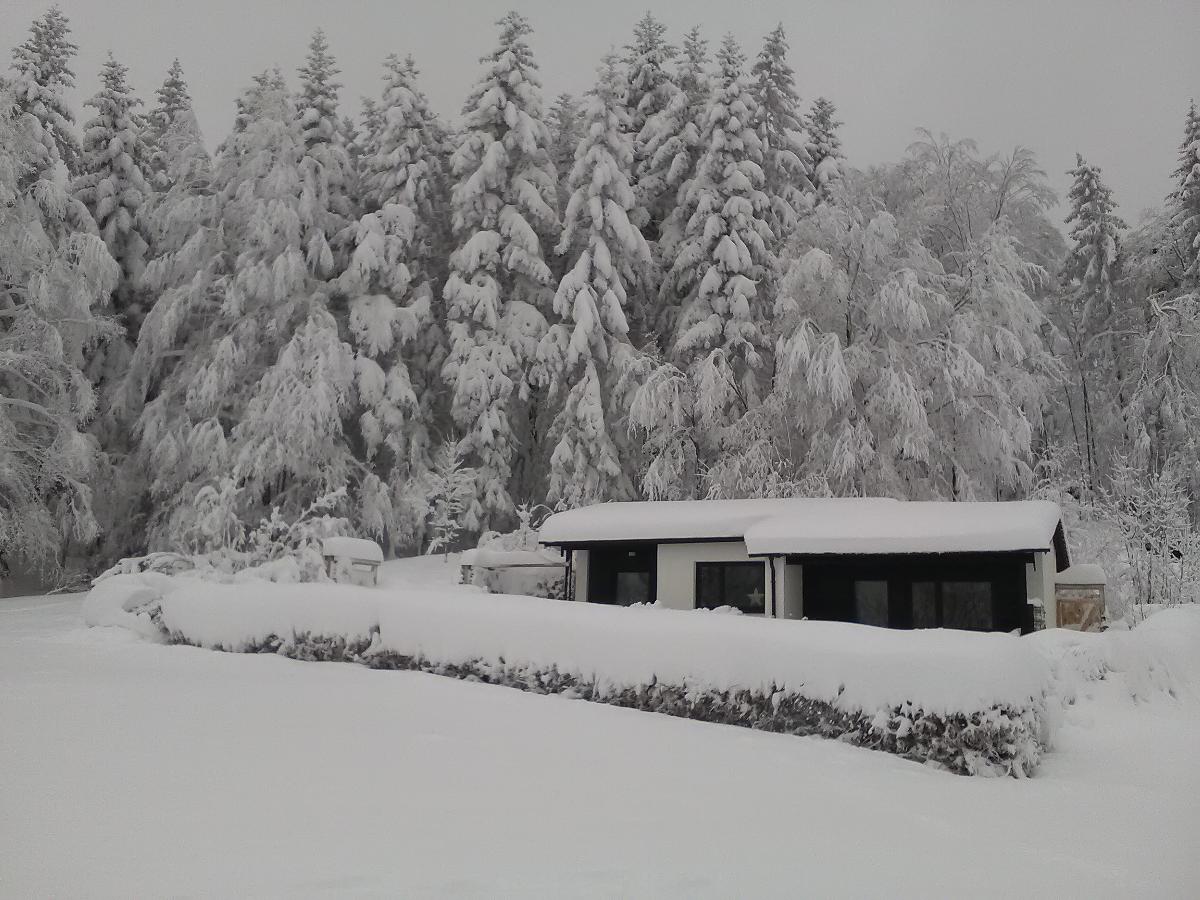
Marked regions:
[147,579,1051,776]
[460,546,566,598]
[1054,564,1107,631]
[321,537,383,587]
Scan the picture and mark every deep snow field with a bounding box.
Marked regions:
[2,556,1198,899]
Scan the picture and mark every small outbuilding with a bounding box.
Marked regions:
[321,537,384,587]
[538,498,1070,634]
[1054,564,1107,631]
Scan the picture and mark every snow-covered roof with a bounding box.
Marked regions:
[743,500,1063,556]
[538,498,893,545]
[1055,564,1107,585]
[321,537,383,563]
[539,498,1063,556]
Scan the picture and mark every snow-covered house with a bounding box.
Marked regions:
[538,499,1069,634]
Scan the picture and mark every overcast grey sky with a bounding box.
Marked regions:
[8,0,1198,219]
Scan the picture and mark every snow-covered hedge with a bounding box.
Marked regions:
[144,582,1051,776]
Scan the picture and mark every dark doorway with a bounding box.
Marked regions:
[795,554,1031,633]
[587,544,657,606]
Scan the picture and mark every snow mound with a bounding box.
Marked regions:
[148,578,1053,774]
[159,582,381,651]
[81,573,181,639]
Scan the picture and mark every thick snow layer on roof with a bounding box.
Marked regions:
[538,497,896,544]
[539,497,1062,555]
[321,537,383,563]
[744,500,1063,555]
[1055,564,1107,585]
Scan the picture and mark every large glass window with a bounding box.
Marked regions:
[695,562,766,614]
[853,580,890,627]
[942,581,993,631]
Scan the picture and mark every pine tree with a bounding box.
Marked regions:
[73,53,153,333]
[144,59,192,191]
[547,92,584,203]
[624,13,679,236]
[442,11,559,530]
[295,29,354,278]
[1058,154,1127,488]
[637,26,710,338]
[9,5,82,176]
[804,96,843,200]
[751,23,812,242]
[340,55,450,513]
[539,52,650,506]
[131,71,369,549]
[0,90,120,572]
[666,35,773,411]
[1171,100,1200,283]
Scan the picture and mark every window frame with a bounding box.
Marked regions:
[694,561,767,614]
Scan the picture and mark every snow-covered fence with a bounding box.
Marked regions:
[142,581,1052,776]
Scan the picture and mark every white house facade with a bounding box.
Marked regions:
[538,498,1069,634]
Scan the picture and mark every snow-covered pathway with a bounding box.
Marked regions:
[2,592,1197,899]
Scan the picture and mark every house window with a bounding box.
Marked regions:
[853,580,890,627]
[696,562,766,614]
[942,581,993,631]
[912,581,938,628]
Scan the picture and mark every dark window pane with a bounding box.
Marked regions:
[854,580,889,627]
[725,564,766,614]
[912,581,938,628]
[696,564,722,608]
[695,563,765,614]
[615,571,650,606]
[942,581,993,631]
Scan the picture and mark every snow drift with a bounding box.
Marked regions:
[139,580,1052,775]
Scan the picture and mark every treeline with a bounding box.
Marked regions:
[1,7,1198,586]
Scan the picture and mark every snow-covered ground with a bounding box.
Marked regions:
[2,559,1198,898]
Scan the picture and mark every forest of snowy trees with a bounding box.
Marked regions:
[2,8,1199,604]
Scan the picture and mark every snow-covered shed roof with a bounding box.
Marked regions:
[1055,564,1107,585]
[321,537,384,563]
[538,498,1064,557]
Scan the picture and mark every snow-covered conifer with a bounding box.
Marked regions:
[624,14,680,234]
[1057,154,1128,487]
[664,35,773,415]
[751,23,812,241]
[0,92,120,571]
[295,29,354,277]
[540,52,650,506]
[73,53,153,333]
[8,6,82,175]
[144,59,192,190]
[1171,100,1200,282]
[442,11,559,529]
[547,92,584,203]
[422,440,476,557]
[804,96,843,200]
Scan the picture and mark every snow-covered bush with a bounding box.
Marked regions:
[151,581,1051,776]
[467,504,564,597]
[98,489,355,585]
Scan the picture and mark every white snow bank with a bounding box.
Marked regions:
[374,590,1048,715]
[1026,604,1200,705]
[159,582,381,650]
[81,573,183,639]
[149,578,1047,716]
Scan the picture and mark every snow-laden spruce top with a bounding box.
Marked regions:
[539,497,1063,555]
